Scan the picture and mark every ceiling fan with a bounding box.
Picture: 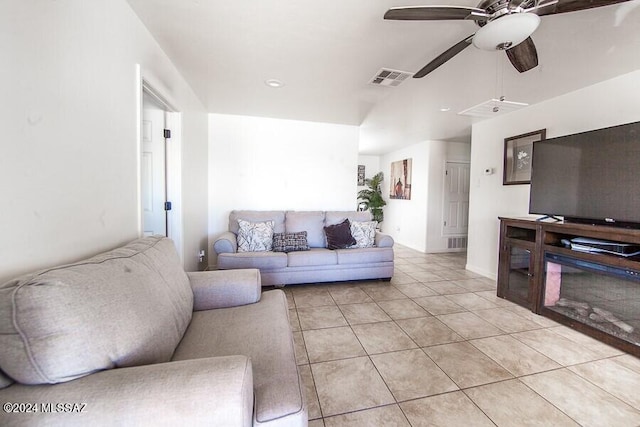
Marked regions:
[384,0,631,78]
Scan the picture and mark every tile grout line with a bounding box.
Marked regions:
[286,248,640,425]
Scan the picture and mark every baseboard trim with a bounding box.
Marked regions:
[465,263,496,281]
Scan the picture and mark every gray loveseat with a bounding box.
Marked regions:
[0,236,306,427]
[213,210,394,286]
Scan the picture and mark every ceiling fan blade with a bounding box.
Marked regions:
[414,35,474,78]
[505,37,539,73]
[384,6,489,21]
[535,0,631,16]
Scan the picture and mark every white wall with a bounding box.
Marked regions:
[0,1,209,282]
[378,140,470,252]
[467,70,640,279]
[208,114,359,266]
[381,143,429,251]
[181,106,210,270]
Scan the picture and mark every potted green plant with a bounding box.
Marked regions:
[357,171,386,224]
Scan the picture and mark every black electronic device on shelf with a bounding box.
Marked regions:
[568,237,640,257]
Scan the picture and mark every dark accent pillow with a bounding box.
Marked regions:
[324,218,356,250]
[272,231,309,253]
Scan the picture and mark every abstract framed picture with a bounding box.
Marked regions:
[389,158,412,200]
[503,129,546,185]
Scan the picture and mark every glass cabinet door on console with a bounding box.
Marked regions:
[499,242,535,309]
[497,220,540,311]
[509,246,534,304]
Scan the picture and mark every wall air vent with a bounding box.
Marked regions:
[458,98,528,118]
[368,68,412,87]
[447,236,468,250]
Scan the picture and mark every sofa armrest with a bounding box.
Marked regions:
[214,231,238,254]
[375,231,394,248]
[0,356,253,427]
[187,269,261,311]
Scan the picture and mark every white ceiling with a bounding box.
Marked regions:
[127,0,640,154]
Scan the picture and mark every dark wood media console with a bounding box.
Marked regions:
[498,217,640,357]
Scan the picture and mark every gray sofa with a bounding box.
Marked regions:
[0,236,306,427]
[213,210,394,286]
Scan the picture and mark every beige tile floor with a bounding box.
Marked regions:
[279,245,640,427]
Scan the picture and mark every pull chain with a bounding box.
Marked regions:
[493,54,506,113]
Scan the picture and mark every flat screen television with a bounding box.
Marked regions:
[529,121,640,228]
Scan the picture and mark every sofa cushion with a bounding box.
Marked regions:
[229,211,285,235]
[172,290,306,426]
[325,210,372,226]
[0,357,254,426]
[324,218,356,250]
[350,221,378,248]
[237,219,274,252]
[217,252,288,270]
[287,248,338,267]
[336,247,394,265]
[285,211,326,248]
[272,232,309,253]
[0,236,193,385]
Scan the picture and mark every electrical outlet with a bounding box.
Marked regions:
[198,249,205,263]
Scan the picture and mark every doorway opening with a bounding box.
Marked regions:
[138,78,183,263]
[141,91,168,236]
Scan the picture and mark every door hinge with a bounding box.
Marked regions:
[164,129,171,139]
[444,220,447,226]
[445,170,448,175]
[164,201,172,211]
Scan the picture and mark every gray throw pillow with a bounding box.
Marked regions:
[272,232,309,252]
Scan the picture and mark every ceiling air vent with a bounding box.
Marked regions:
[369,68,412,87]
[458,98,528,118]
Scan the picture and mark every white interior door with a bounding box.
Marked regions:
[141,92,167,236]
[443,162,470,236]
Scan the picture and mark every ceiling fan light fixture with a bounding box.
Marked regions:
[472,13,540,51]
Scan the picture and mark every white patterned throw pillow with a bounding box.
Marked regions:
[350,221,377,248]
[237,219,275,252]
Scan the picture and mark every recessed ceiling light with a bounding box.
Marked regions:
[439,107,451,112]
[265,79,284,88]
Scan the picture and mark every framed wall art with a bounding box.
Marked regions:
[357,164,365,186]
[390,158,412,200]
[503,129,546,185]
